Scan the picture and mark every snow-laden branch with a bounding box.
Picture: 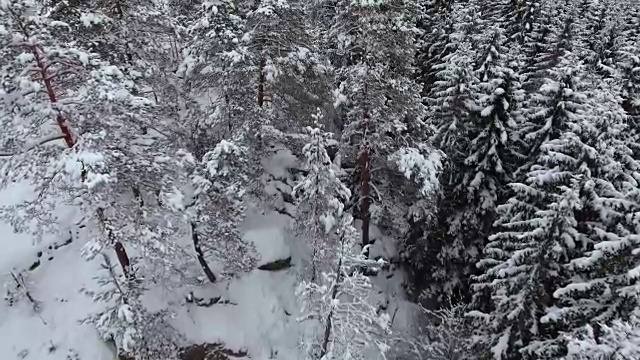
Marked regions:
[0,134,66,157]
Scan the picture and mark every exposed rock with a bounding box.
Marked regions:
[180,343,248,360]
[257,257,292,271]
[185,292,237,307]
[28,260,40,271]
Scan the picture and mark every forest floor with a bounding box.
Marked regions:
[0,147,419,360]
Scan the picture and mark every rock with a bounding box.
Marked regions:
[180,343,248,360]
[28,260,40,271]
[257,257,292,271]
[185,292,237,307]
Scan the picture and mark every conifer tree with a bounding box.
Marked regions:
[410,1,479,302]
[565,311,640,360]
[82,255,181,360]
[330,0,440,250]
[0,0,165,279]
[293,113,351,281]
[470,59,595,359]
[297,209,391,360]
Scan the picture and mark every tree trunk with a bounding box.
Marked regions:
[30,45,75,148]
[257,57,266,107]
[96,208,134,278]
[320,256,342,358]
[191,222,217,283]
[114,241,131,278]
[359,122,371,249]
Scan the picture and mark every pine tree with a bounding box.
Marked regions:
[0,0,165,277]
[330,0,439,249]
[467,26,521,232]
[618,2,640,122]
[544,82,640,354]
[170,140,258,283]
[415,0,453,99]
[292,111,391,358]
[565,311,640,360]
[178,0,251,149]
[297,213,391,360]
[244,0,330,122]
[82,254,181,360]
[293,113,351,281]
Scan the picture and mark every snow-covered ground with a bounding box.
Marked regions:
[0,198,303,359]
[0,149,418,360]
[0,184,113,360]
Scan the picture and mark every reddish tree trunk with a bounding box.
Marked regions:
[31,44,133,278]
[359,118,371,250]
[30,45,75,148]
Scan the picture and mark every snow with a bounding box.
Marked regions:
[491,327,511,360]
[79,12,110,27]
[262,145,297,180]
[390,147,443,196]
[333,83,348,108]
[0,215,114,360]
[0,187,303,360]
[172,269,302,359]
[243,209,292,264]
[0,141,422,360]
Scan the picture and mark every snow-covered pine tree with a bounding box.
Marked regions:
[82,254,181,360]
[517,0,556,92]
[516,10,577,173]
[414,0,453,100]
[542,79,640,355]
[329,0,440,250]
[243,0,331,127]
[617,1,640,130]
[292,110,391,358]
[293,112,351,281]
[177,0,252,150]
[169,139,257,283]
[297,213,391,360]
[573,0,611,67]
[390,304,475,360]
[472,177,586,360]
[564,310,640,360]
[412,2,522,305]
[467,24,522,242]
[0,0,172,279]
[47,0,183,116]
[505,0,538,43]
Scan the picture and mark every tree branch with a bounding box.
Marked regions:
[0,134,66,157]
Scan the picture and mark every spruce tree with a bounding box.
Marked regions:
[470,60,594,360]
[411,1,479,302]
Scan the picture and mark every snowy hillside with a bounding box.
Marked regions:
[2,0,640,359]
[0,150,418,360]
